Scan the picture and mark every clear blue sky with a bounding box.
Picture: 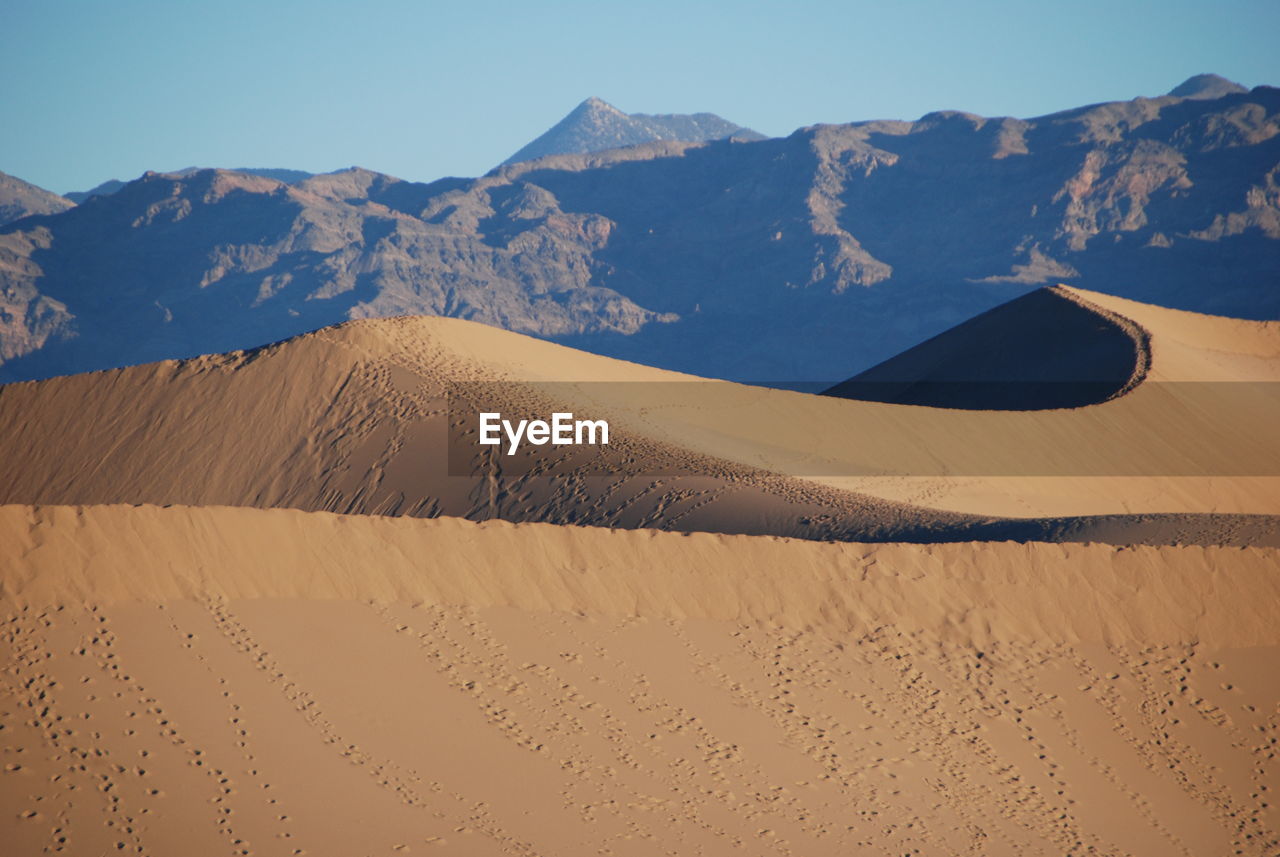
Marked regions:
[4,0,1278,195]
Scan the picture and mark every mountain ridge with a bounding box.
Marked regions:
[63,166,314,203]
[1,77,1276,384]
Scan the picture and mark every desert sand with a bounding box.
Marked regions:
[2,504,1279,856]
[2,287,1278,855]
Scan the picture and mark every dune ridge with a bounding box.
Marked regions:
[0,317,971,543]
[1,286,1278,543]
[823,285,1154,409]
[3,504,1277,649]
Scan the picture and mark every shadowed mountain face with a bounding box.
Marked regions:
[503,97,765,165]
[61,179,127,204]
[0,167,667,376]
[0,171,73,226]
[0,77,1277,384]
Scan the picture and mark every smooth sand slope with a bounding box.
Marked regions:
[0,286,1277,545]
[2,503,1278,856]
[0,310,956,543]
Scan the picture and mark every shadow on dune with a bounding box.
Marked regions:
[823,286,1149,410]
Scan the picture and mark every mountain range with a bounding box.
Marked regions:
[0,74,1276,383]
[42,99,759,208]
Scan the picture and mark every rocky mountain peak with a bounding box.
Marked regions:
[1168,73,1248,100]
[502,98,764,165]
[576,96,626,116]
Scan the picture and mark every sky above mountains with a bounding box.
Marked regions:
[4,0,1278,194]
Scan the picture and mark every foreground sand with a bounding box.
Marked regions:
[3,504,1278,855]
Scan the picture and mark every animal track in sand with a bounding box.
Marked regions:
[4,590,1277,856]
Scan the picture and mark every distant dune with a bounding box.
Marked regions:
[0,311,961,543]
[823,285,1150,409]
[1,286,1277,545]
[816,286,1280,517]
[2,503,1277,855]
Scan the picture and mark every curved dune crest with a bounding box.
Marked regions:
[822,286,1280,515]
[0,316,975,543]
[823,285,1152,409]
[0,285,1277,537]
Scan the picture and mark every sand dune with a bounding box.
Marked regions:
[0,313,963,543]
[524,285,1280,516]
[4,504,1278,647]
[503,285,1280,519]
[2,503,1278,856]
[1,286,1277,545]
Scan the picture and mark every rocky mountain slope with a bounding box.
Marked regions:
[503,96,765,165]
[0,76,1276,383]
[0,170,72,226]
[63,167,313,203]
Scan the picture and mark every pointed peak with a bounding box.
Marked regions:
[502,98,762,166]
[1168,73,1247,100]
[576,96,625,115]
